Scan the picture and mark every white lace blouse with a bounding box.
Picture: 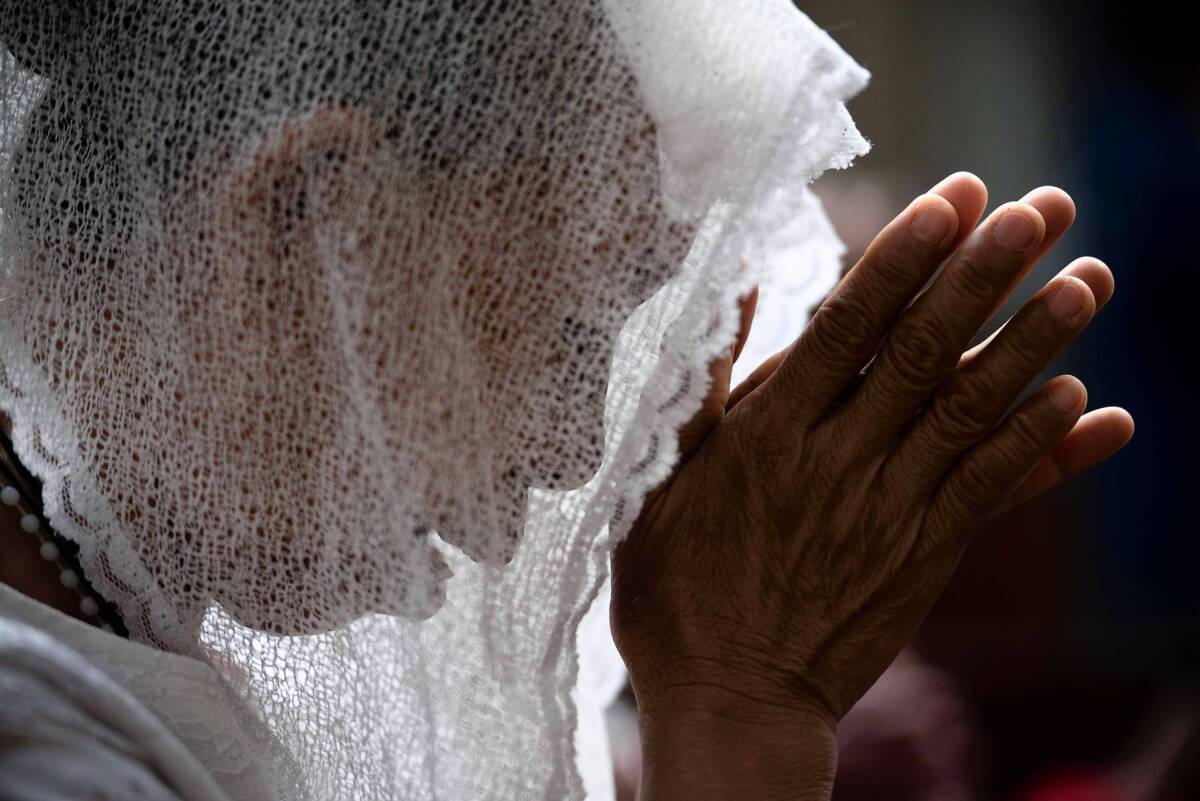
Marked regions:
[0,584,274,801]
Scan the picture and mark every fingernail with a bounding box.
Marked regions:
[993,211,1038,251]
[911,200,954,244]
[1050,379,1083,413]
[1046,280,1086,319]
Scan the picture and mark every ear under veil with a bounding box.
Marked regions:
[0,2,870,799]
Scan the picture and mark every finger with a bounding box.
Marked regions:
[993,186,1078,316]
[838,200,1048,442]
[749,252,1109,419]
[732,285,759,364]
[727,346,783,411]
[929,171,989,253]
[894,274,1096,484]
[731,186,1046,418]
[1008,406,1134,507]
[930,376,1086,535]
[828,253,1105,420]
[732,172,984,416]
[676,287,758,458]
[1057,256,1115,311]
[764,175,979,420]
[960,256,1114,367]
[885,186,1075,356]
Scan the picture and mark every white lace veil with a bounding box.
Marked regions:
[0,2,869,798]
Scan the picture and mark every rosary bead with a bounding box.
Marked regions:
[4,435,117,635]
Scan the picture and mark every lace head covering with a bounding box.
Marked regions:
[0,2,869,797]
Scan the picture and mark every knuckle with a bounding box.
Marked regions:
[951,459,1001,514]
[1006,315,1053,362]
[972,322,1058,397]
[807,295,876,366]
[953,252,1008,306]
[948,409,1051,518]
[929,382,992,444]
[989,435,1029,476]
[884,319,951,385]
[1004,407,1051,457]
[868,241,920,286]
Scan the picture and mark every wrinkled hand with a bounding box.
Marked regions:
[611,173,1134,742]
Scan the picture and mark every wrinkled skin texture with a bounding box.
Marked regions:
[611,173,1134,801]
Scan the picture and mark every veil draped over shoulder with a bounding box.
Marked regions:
[0,2,869,798]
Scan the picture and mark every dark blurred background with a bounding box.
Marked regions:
[609,3,1200,799]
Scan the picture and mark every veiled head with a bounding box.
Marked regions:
[3,0,690,632]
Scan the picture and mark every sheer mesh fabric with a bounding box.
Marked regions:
[0,2,869,798]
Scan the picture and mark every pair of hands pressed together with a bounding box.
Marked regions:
[610,172,1135,800]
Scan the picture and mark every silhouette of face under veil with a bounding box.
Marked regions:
[4,3,691,633]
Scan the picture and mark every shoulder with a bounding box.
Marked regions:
[0,615,234,801]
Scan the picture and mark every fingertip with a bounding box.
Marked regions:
[930,172,988,239]
[1022,186,1077,233]
[1048,374,1087,415]
[1011,404,1131,505]
[1052,274,1098,321]
[993,200,1048,252]
[1095,405,1136,442]
[909,194,959,245]
[932,170,987,199]
[1007,199,1049,231]
[1022,184,1075,205]
[1056,406,1136,469]
[1061,257,1114,311]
